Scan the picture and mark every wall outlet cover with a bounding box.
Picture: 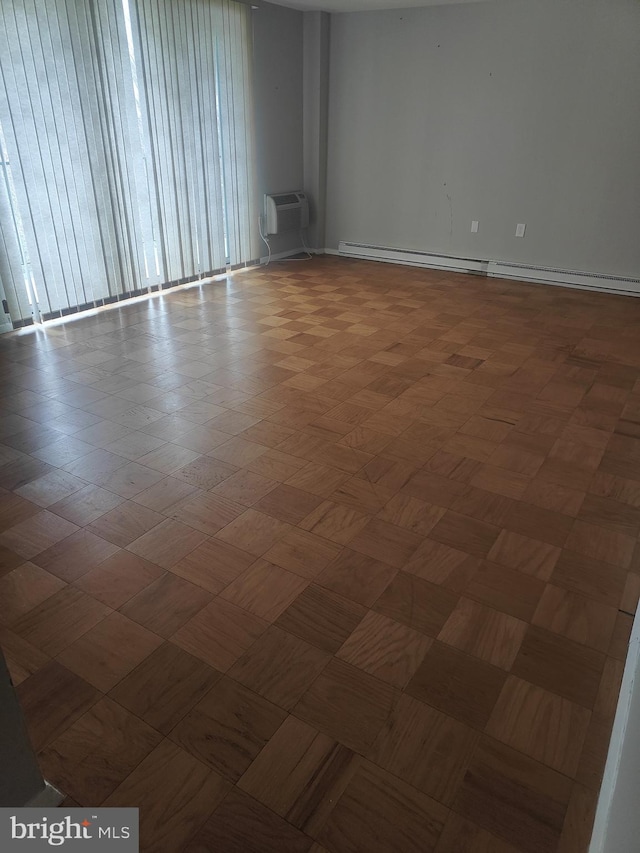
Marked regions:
[515,223,526,237]
[471,220,479,233]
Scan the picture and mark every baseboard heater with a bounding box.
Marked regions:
[336,241,640,297]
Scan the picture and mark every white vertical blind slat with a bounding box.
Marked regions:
[0,0,256,326]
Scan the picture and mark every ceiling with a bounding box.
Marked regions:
[270,0,494,14]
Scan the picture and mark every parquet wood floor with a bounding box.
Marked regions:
[2,256,640,852]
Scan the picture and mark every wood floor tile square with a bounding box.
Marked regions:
[247,448,308,482]
[454,736,572,853]
[0,510,79,559]
[523,476,586,517]
[316,548,397,606]
[0,456,55,491]
[253,483,325,524]
[438,597,526,669]
[72,551,164,609]
[469,464,530,500]
[17,661,100,750]
[229,625,330,711]
[294,658,399,753]
[405,539,480,592]
[237,715,360,836]
[15,470,87,508]
[170,537,254,594]
[337,611,431,687]
[0,491,41,533]
[370,692,479,805]
[104,432,169,464]
[433,814,527,853]
[62,448,127,484]
[215,509,292,556]
[373,571,458,636]
[449,486,515,527]
[186,788,312,853]
[220,559,307,621]
[532,584,618,652]
[49,484,124,526]
[171,598,268,671]
[317,760,448,853]
[105,739,230,853]
[131,476,201,513]
[87,501,164,547]
[464,561,545,621]
[32,528,118,582]
[211,469,280,508]
[109,642,221,734]
[300,500,370,546]
[170,676,286,781]
[564,519,635,569]
[39,697,162,805]
[57,611,163,691]
[503,502,573,548]
[0,562,66,624]
[487,529,561,580]
[11,587,111,655]
[285,462,349,498]
[170,491,245,535]
[174,454,239,489]
[577,493,640,537]
[93,460,165,499]
[347,517,422,568]
[264,528,342,579]
[511,626,605,708]
[276,584,366,653]
[486,676,591,777]
[136,442,200,474]
[0,542,23,577]
[428,511,500,558]
[120,573,212,637]
[487,445,545,477]
[550,549,627,607]
[406,640,506,728]
[127,518,207,568]
[376,493,446,535]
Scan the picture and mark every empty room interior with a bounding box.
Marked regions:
[1,0,640,851]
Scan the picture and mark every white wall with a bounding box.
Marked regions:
[252,2,304,256]
[325,0,640,277]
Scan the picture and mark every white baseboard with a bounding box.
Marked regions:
[332,242,640,297]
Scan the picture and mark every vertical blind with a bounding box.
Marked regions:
[0,0,256,327]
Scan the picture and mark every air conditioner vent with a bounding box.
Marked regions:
[264,192,309,235]
[274,194,299,206]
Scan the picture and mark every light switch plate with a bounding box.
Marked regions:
[471,221,479,233]
[515,223,526,237]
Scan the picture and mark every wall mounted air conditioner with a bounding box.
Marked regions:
[264,192,309,235]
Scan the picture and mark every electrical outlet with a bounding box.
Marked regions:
[471,221,479,233]
[515,223,526,238]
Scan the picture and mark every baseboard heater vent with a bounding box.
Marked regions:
[337,241,488,274]
[337,242,640,297]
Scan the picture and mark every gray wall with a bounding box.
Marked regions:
[252,2,304,256]
[303,12,331,250]
[325,0,640,277]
